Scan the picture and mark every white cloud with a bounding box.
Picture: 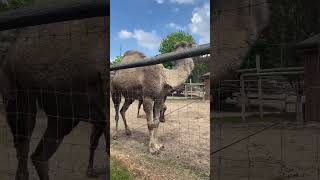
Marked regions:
[118,29,161,50]
[133,30,161,50]
[154,0,165,4]
[118,30,133,39]
[188,3,210,44]
[166,23,186,31]
[169,0,196,4]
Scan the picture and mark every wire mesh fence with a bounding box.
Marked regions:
[0,1,109,179]
[211,76,318,180]
[109,44,210,179]
[211,0,320,179]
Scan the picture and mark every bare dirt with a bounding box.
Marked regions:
[110,97,210,179]
[212,115,320,180]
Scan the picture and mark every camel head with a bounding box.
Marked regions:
[174,41,196,51]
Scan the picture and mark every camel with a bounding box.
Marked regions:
[0,16,108,180]
[111,41,194,154]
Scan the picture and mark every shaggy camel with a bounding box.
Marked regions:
[111,41,194,154]
[0,17,108,180]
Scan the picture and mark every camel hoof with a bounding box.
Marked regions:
[150,147,160,155]
[125,129,132,136]
[159,118,165,123]
[86,168,98,178]
[112,134,118,140]
[149,143,164,155]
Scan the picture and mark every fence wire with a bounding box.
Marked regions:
[210,0,318,180]
[109,47,211,178]
[0,14,109,180]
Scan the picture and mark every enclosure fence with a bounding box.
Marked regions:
[211,0,319,180]
[0,1,110,179]
[109,42,211,178]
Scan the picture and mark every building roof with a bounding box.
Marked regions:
[296,33,320,49]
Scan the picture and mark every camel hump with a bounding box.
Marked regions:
[123,50,146,58]
[121,50,146,64]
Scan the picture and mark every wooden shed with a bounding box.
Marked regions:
[201,72,210,100]
[297,34,320,122]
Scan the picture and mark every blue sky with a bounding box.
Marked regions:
[110,0,210,61]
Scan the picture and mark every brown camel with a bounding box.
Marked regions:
[111,41,194,154]
[0,16,108,180]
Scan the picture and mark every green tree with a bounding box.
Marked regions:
[111,56,123,65]
[241,0,320,99]
[159,31,195,68]
[0,0,33,12]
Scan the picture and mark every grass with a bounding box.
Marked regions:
[111,157,133,180]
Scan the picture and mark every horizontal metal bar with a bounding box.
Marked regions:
[236,68,257,73]
[242,71,304,77]
[237,67,304,73]
[110,43,210,71]
[0,0,109,31]
[260,67,304,72]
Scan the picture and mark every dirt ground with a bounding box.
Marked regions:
[212,116,320,180]
[0,104,107,180]
[110,97,210,179]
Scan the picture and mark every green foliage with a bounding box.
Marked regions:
[159,31,195,68]
[111,157,133,180]
[190,56,209,83]
[242,0,320,70]
[0,0,33,12]
[111,56,123,65]
[241,0,319,93]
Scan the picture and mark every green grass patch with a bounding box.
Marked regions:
[110,157,133,180]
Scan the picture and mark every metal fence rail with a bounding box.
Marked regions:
[0,0,109,31]
[110,43,210,71]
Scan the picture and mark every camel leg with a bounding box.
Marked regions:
[160,96,167,122]
[160,104,167,122]
[137,99,143,118]
[6,90,37,180]
[111,91,121,140]
[87,92,108,178]
[30,118,79,180]
[153,98,164,151]
[143,97,162,154]
[86,123,105,178]
[120,98,134,136]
